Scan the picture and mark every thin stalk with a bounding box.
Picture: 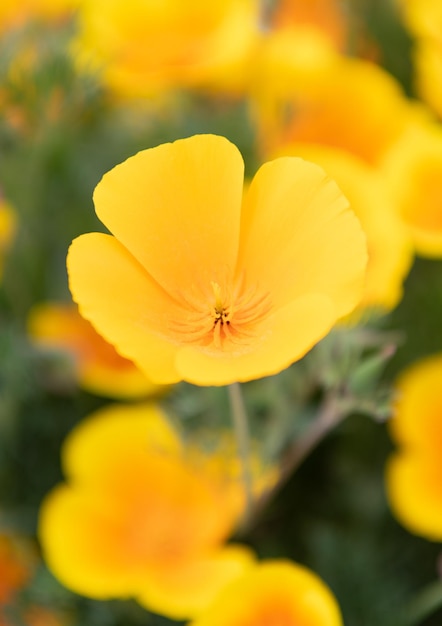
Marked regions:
[252,391,346,524]
[228,383,253,524]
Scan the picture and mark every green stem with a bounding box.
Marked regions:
[251,391,346,525]
[228,383,253,524]
[403,579,442,626]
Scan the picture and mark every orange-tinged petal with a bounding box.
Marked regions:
[28,303,164,399]
[67,232,180,384]
[93,135,243,296]
[137,545,256,620]
[237,157,367,316]
[175,294,335,385]
[189,560,343,626]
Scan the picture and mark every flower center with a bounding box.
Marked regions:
[168,275,272,352]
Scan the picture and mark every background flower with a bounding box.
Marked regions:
[38,402,262,619]
[386,354,442,541]
[27,302,165,398]
[189,559,343,626]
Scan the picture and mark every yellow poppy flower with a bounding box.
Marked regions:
[386,354,442,541]
[189,559,343,626]
[67,134,367,386]
[27,302,165,399]
[381,123,442,258]
[38,403,260,619]
[72,0,259,98]
[251,46,427,165]
[274,143,413,314]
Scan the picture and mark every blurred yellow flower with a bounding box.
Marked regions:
[67,134,367,386]
[27,302,165,399]
[72,0,258,98]
[396,0,442,117]
[276,143,413,314]
[386,354,442,541]
[189,559,343,626]
[252,47,427,165]
[0,199,16,281]
[39,403,260,619]
[397,0,442,40]
[381,124,442,258]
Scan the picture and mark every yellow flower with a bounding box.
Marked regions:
[72,0,258,98]
[251,48,427,165]
[381,123,442,258]
[274,143,413,314]
[386,354,442,541]
[0,199,16,281]
[67,134,367,386]
[38,403,258,619]
[189,559,343,626]
[27,302,165,399]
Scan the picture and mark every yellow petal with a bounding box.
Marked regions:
[189,559,343,626]
[389,354,442,450]
[137,545,256,620]
[39,486,139,598]
[381,124,442,258]
[67,232,180,384]
[276,143,413,313]
[175,294,336,385]
[61,403,181,483]
[93,135,244,296]
[237,156,367,316]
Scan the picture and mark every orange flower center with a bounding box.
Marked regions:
[169,275,272,351]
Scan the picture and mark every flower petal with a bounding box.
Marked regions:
[189,560,343,626]
[67,232,181,384]
[386,451,442,541]
[137,545,256,620]
[175,293,335,385]
[61,403,181,483]
[93,134,244,296]
[39,486,139,598]
[236,156,367,316]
